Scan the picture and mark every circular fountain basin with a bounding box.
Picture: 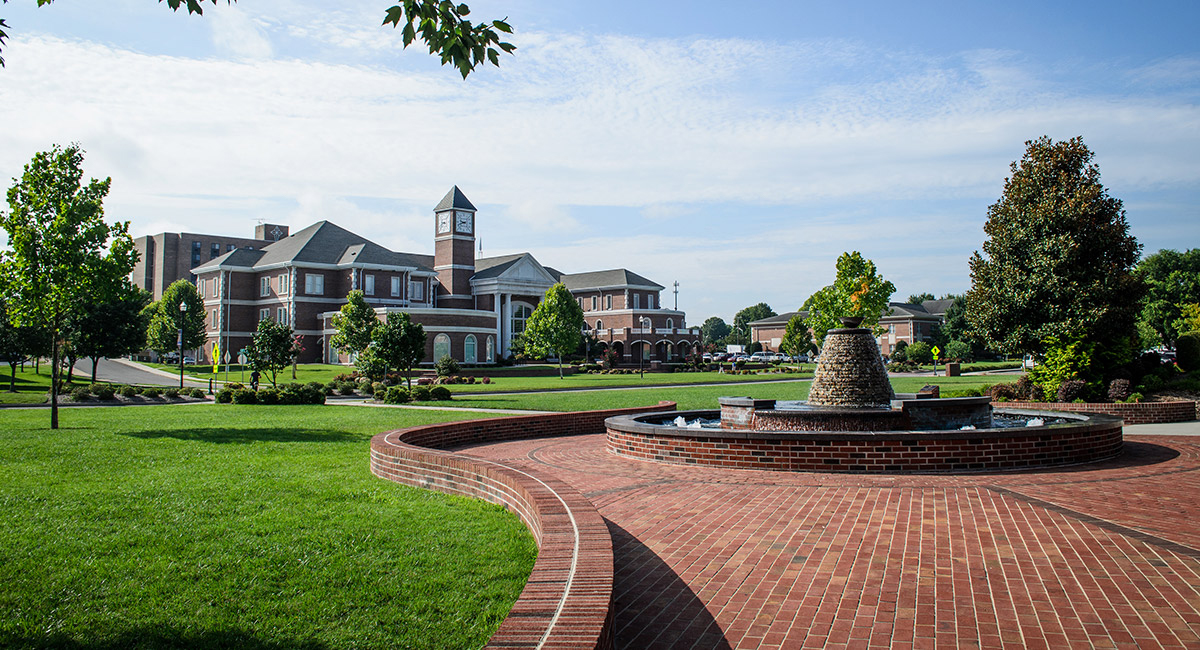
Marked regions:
[605,406,1124,474]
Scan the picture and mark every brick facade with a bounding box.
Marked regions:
[1001,400,1197,424]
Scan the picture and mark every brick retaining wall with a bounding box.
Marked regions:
[370,402,676,649]
[606,409,1124,473]
[1002,400,1197,424]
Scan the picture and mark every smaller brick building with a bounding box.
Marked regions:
[750,299,953,356]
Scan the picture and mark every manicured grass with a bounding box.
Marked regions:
[436,375,1005,412]
[0,405,536,649]
[0,365,70,404]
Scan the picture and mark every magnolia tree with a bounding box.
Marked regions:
[245,318,300,388]
[524,283,584,378]
[803,252,895,348]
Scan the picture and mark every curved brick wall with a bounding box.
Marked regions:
[606,408,1124,473]
[1001,400,1196,424]
[370,402,676,650]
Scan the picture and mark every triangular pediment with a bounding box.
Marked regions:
[498,254,557,284]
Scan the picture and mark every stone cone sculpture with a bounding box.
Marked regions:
[807,326,895,407]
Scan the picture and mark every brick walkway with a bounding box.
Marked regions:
[458,433,1200,649]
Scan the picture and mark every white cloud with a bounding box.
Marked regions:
[209,6,274,60]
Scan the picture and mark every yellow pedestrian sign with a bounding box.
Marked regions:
[212,344,220,374]
[932,346,940,361]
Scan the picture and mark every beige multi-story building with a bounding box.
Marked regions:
[149,187,699,365]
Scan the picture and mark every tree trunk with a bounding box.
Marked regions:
[50,331,59,430]
[558,354,564,379]
[65,352,76,384]
[8,362,15,392]
[90,355,100,384]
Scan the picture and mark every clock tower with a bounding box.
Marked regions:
[433,185,477,309]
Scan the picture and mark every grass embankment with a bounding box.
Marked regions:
[434,375,1001,412]
[0,365,82,405]
[0,405,536,649]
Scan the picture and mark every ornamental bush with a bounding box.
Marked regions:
[231,388,257,404]
[70,386,91,401]
[1107,378,1132,402]
[1177,331,1200,372]
[1056,379,1089,402]
[905,341,932,364]
[164,388,180,399]
[94,385,116,400]
[430,386,451,401]
[988,383,1018,401]
[371,381,387,398]
[412,386,432,401]
[338,381,358,396]
[256,388,279,404]
[142,387,162,399]
[435,355,460,377]
[945,340,972,362]
[118,385,138,398]
[216,388,234,403]
[384,386,410,404]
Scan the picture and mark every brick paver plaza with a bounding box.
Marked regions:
[459,431,1200,649]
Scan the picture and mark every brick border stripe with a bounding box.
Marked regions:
[1002,399,1197,424]
[370,402,677,650]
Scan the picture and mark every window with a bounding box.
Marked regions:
[364,274,375,295]
[227,243,236,252]
[596,319,603,331]
[486,336,495,363]
[259,308,270,322]
[278,307,288,326]
[198,278,206,296]
[410,280,424,302]
[464,335,477,364]
[666,318,674,330]
[605,295,612,310]
[191,241,202,266]
[391,276,401,297]
[279,274,288,294]
[211,309,218,328]
[434,334,451,362]
[210,243,220,259]
[591,296,597,310]
[305,273,324,295]
[633,293,641,309]
[260,277,270,297]
[649,294,655,309]
[512,304,532,335]
[211,278,218,297]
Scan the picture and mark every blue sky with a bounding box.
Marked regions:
[1,0,1197,322]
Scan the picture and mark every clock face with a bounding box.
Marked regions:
[437,212,450,234]
[455,211,472,234]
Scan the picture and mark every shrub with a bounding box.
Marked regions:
[417,377,433,386]
[118,385,138,398]
[231,388,258,404]
[216,388,234,403]
[338,381,358,396]
[1015,375,1034,400]
[371,381,387,398]
[481,376,491,384]
[226,382,245,390]
[430,386,452,401]
[435,355,460,377]
[600,349,620,369]
[988,383,1018,401]
[1030,383,1045,401]
[189,387,207,398]
[70,386,91,401]
[945,340,972,362]
[888,360,919,373]
[905,341,932,364]
[1107,378,1132,403]
[1177,331,1200,372]
[891,341,908,363]
[164,388,180,399]
[1139,375,1164,393]
[326,380,340,392]
[384,386,411,404]
[93,385,116,400]
[142,387,162,399]
[412,386,432,401]
[1056,379,1089,402]
[1128,392,1144,403]
[256,388,279,404]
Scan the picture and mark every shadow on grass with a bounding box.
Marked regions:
[607,519,732,650]
[122,427,361,444]
[0,628,330,650]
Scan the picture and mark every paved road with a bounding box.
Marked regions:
[72,357,209,389]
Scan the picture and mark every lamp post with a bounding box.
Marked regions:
[178,301,187,388]
[639,317,650,379]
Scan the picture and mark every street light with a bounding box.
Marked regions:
[178,301,187,388]
[639,317,650,379]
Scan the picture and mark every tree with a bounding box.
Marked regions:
[945,340,972,362]
[372,312,426,389]
[523,283,584,378]
[1,1,515,77]
[906,341,933,364]
[731,303,775,347]
[0,298,43,391]
[245,317,298,388]
[1136,248,1200,348]
[145,280,207,355]
[1178,303,1200,335]
[803,252,895,348]
[967,136,1143,361]
[779,314,816,359]
[330,290,379,360]
[1,144,136,428]
[67,285,151,384]
[700,316,731,346]
[907,292,935,305]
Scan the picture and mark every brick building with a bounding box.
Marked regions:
[750,299,952,356]
[133,223,290,301]
[175,187,699,365]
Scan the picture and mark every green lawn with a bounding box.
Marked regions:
[435,375,1004,412]
[0,405,536,650]
[0,365,93,405]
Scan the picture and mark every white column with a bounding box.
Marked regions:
[502,293,512,356]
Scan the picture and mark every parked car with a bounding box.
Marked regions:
[182,356,196,365]
[749,352,771,363]
[701,353,713,362]
[768,353,786,363]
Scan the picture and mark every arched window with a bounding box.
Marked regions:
[596,319,603,331]
[666,318,674,330]
[464,334,477,364]
[486,336,495,363]
[512,303,533,335]
[434,334,451,362]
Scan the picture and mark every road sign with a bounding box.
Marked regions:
[223,352,230,363]
[931,345,941,361]
[237,353,247,365]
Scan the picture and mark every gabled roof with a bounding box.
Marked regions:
[473,253,528,279]
[434,186,477,212]
[884,302,942,319]
[192,246,266,273]
[750,311,806,327]
[252,221,434,271]
[559,269,663,291]
[472,252,558,285]
[920,298,955,317]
